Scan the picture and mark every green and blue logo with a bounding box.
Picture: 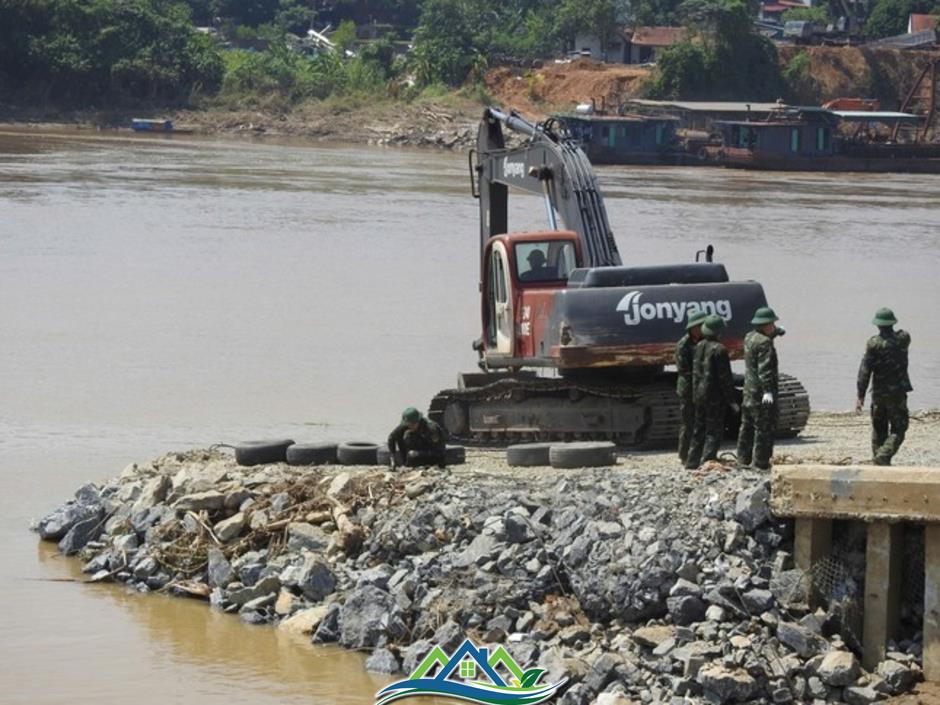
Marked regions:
[374,638,566,705]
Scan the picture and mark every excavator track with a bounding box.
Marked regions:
[428,373,810,449]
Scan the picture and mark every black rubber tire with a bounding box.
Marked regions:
[549,442,617,469]
[234,439,295,467]
[336,442,379,466]
[376,445,392,466]
[506,442,553,467]
[445,445,466,465]
[286,443,337,466]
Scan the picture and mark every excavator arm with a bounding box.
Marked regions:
[474,107,622,268]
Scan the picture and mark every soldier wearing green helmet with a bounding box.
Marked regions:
[737,306,785,470]
[387,406,447,469]
[675,309,709,463]
[856,308,913,465]
[685,314,739,469]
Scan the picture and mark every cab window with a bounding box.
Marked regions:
[515,241,577,283]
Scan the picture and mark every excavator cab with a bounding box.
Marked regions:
[482,231,581,359]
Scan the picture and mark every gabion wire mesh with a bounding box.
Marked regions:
[806,521,925,647]
[809,521,867,647]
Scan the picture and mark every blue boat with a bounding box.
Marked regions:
[131,118,173,132]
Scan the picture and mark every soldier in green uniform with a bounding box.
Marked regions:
[737,306,784,470]
[675,309,709,463]
[388,407,447,468]
[856,308,912,466]
[685,315,739,469]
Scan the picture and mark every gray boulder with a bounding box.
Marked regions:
[777,622,828,658]
[282,555,335,601]
[734,484,771,531]
[741,588,775,613]
[287,523,331,552]
[58,513,104,555]
[38,502,100,541]
[667,595,706,626]
[770,569,809,606]
[339,585,403,649]
[366,647,400,674]
[696,665,758,703]
[207,548,234,588]
[876,659,918,694]
[817,650,860,687]
[173,490,225,511]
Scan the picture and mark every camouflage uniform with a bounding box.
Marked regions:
[676,310,709,463]
[685,327,736,469]
[857,325,912,465]
[737,330,779,469]
[675,332,697,463]
[388,417,447,467]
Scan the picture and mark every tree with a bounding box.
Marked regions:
[647,0,784,100]
[863,0,934,36]
[647,41,710,97]
[781,5,830,23]
[1,0,224,104]
[556,0,619,55]
[410,0,486,85]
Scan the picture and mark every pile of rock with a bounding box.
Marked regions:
[33,450,922,704]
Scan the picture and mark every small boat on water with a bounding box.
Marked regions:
[131,118,173,132]
[130,118,193,134]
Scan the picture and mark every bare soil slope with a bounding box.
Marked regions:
[484,59,652,119]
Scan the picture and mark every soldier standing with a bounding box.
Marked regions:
[388,407,447,469]
[856,308,912,466]
[675,309,709,463]
[685,315,738,469]
[737,307,784,470]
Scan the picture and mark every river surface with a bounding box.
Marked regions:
[1,127,939,704]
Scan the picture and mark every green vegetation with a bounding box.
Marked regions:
[4,0,927,113]
[782,51,820,103]
[781,5,830,24]
[647,0,785,100]
[864,0,940,37]
[0,0,223,104]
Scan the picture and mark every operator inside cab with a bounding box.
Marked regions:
[516,242,576,283]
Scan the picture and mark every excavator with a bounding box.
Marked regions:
[428,108,810,447]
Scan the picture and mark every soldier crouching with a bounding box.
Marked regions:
[388,407,447,469]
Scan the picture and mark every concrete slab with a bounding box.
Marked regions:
[771,465,940,522]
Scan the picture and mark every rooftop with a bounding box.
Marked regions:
[627,99,788,113]
[626,26,685,47]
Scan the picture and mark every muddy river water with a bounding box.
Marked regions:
[1,128,938,703]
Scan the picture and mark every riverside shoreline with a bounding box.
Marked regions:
[0,98,482,150]
[32,411,940,705]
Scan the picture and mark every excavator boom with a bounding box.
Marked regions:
[475,108,621,268]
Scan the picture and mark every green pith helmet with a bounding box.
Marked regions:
[686,310,709,331]
[872,307,897,327]
[702,314,725,337]
[401,407,421,424]
[750,306,779,326]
